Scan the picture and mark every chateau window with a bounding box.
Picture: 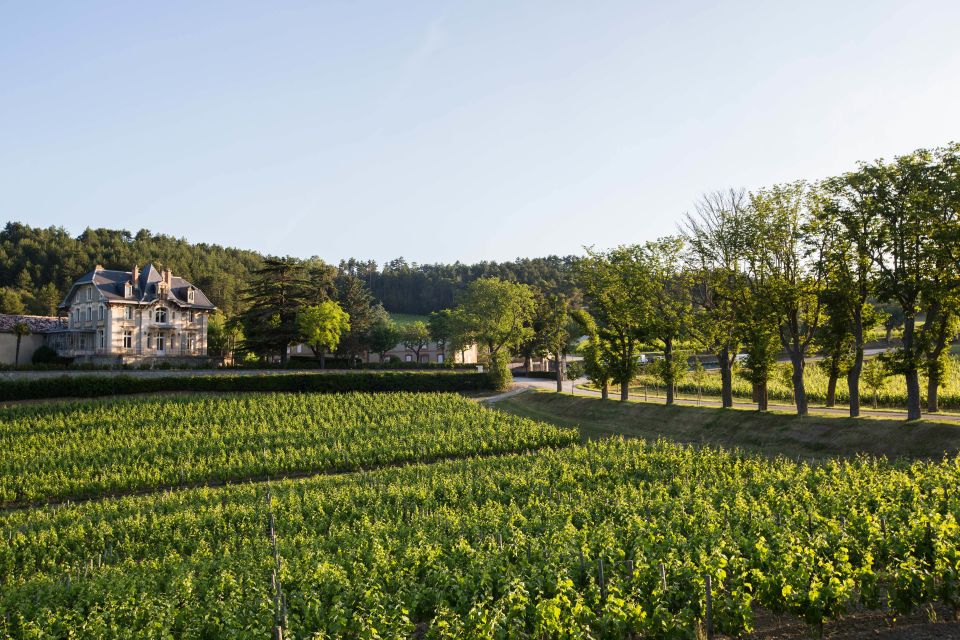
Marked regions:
[98,330,105,349]
[86,287,92,301]
[123,331,132,349]
[154,307,168,323]
[124,282,132,299]
[187,288,195,303]
[189,310,195,322]
[437,354,444,364]
[157,335,165,351]
[147,335,153,349]
[98,305,104,320]
[124,306,133,320]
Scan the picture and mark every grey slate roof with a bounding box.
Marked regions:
[0,314,67,333]
[60,263,216,310]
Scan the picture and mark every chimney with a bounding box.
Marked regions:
[132,265,140,287]
[95,264,104,271]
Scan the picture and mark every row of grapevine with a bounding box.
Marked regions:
[0,392,579,505]
[4,437,959,638]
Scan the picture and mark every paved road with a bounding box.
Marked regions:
[496,376,960,423]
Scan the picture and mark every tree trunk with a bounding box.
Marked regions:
[757,380,768,411]
[790,352,808,416]
[924,311,951,414]
[825,374,837,408]
[927,373,940,414]
[555,351,563,392]
[620,377,629,402]
[903,316,922,420]
[320,348,326,370]
[14,336,22,369]
[825,348,841,408]
[601,382,609,400]
[848,308,864,418]
[523,354,532,375]
[905,369,922,420]
[718,348,733,408]
[664,336,675,405]
[280,343,289,366]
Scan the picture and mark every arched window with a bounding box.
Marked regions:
[154,307,168,323]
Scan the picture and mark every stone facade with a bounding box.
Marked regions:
[49,264,215,364]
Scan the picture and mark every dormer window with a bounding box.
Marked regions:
[124,282,133,299]
[187,287,195,303]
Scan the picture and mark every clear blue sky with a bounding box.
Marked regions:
[2,1,958,265]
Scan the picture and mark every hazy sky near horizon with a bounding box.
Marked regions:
[2,1,959,265]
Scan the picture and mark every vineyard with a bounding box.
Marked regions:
[3,392,960,639]
[0,392,576,506]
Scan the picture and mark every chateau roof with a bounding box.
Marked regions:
[60,263,216,310]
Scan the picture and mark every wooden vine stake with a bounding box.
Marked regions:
[704,574,713,640]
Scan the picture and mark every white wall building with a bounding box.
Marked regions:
[50,264,216,363]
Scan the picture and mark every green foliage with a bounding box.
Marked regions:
[0,392,575,505]
[488,351,513,391]
[4,435,960,637]
[297,301,351,360]
[368,316,401,362]
[399,320,431,361]
[0,287,26,314]
[239,257,311,361]
[29,345,64,366]
[453,277,536,359]
[0,371,494,402]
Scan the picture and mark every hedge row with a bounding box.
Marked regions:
[0,371,496,402]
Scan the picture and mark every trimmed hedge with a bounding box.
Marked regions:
[0,371,495,402]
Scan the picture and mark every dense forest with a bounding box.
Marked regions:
[0,223,577,317]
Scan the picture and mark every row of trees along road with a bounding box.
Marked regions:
[575,143,959,420]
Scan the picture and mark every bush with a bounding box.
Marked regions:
[0,371,496,402]
[30,346,69,366]
[489,353,513,391]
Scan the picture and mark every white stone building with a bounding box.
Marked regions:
[49,264,215,363]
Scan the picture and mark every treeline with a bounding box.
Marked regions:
[0,225,262,317]
[337,255,579,314]
[0,223,576,317]
[574,142,960,421]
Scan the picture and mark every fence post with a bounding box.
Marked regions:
[705,574,713,640]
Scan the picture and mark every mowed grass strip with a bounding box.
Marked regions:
[496,391,960,460]
[0,392,578,506]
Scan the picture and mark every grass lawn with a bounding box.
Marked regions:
[388,312,431,326]
[494,390,960,460]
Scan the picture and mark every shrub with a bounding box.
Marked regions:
[0,371,495,402]
[30,346,68,366]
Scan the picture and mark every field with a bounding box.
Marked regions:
[615,359,960,411]
[0,393,575,506]
[4,391,960,638]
